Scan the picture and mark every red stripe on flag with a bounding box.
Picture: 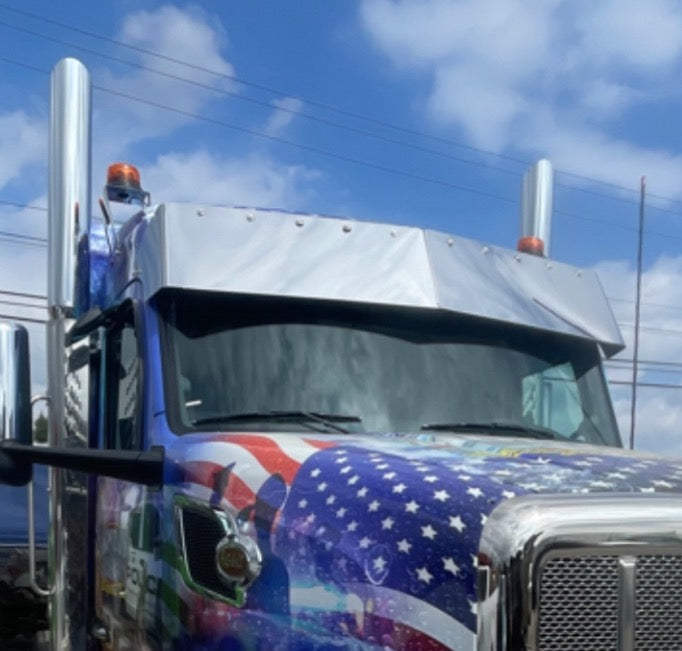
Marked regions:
[207,435,307,484]
[183,460,256,512]
[302,437,338,450]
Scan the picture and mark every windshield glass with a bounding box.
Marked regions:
[157,291,621,446]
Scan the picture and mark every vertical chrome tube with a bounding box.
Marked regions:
[48,58,91,650]
[618,556,636,651]
[49,57,91,314]
[520,159,553,256]
[28,479,51,597]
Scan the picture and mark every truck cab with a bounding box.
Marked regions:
[2,57,682,651]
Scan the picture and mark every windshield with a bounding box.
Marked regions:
[157,291,621,446]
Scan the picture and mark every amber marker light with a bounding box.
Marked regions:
[105,161,150,205]
[517,236,545,257]
[107,162,141,189]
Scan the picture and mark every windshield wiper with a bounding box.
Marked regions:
[191,411,362,434]
[420,421,558,440]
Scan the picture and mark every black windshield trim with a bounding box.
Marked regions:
[191,411,361,434]
[153,289,621,445]
[421,421,558,440]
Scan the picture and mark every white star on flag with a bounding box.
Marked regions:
[443,557,460,576]
[449,515,465,532]
[397,539,412,553]
[434,489,450,502]
[421,524,437,540]
[417,567,433,584]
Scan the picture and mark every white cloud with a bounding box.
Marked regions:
[538,126,682,201]
[359,0,682,195]
[0,202,48,392]
[596,256,682,361]
[0,111,46,190]
[429,64,528,149]
[264,97,304,136]
[576,0,682,71]
[579,80,640,117]
[142,149,320,209]
[360,0,555,74]
[95,5,236,152]
[121,5,233,83]
[594,256,682,455]
[612,389,682,457]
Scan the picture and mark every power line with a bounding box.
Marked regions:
[618,322,682,336]
[0,5,540,165]
[0,55,525,206]
[0,289,46,300]
[0,54,668,239]
[606,357,682,369]
[0,229,46,243]
[605,364,682,377]
[0,236,46,249]
[609,380,682,389]
[0,298,45,309]
[0,18,526,181]
[0,198,46,212]
[0,312,45,324]
[1,5,680,212]
[0,47,679,243]
[93,84,524,204]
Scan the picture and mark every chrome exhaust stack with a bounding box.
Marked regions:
[48,57,91,649]
[519,159,553,257]
[49,57,92,314]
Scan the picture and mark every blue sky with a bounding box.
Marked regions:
[1,1,682,453]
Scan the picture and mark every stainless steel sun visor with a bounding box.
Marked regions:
[117,203,624,355]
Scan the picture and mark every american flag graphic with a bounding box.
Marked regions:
[176,432,682,649]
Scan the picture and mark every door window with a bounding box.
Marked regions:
[106,315,141,450]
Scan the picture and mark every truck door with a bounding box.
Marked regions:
[93,301,161,647]
[63,329,99,648]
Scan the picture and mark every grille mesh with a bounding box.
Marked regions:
[538,555,619,651]
[537,553,682,651]
[634,555,682,649]
[180,506,237,601]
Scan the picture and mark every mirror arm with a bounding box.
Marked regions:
[0,443,164,487]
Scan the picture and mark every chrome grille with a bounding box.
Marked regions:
[537,553,682,651]
[176,501,239,603]
[634,555,682,649]
[538,556,619,650]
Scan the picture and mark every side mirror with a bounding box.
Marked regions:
[0,322,32,485]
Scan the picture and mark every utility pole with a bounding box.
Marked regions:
[629,176,645,450]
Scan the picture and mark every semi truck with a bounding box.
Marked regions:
[1,56,682,650]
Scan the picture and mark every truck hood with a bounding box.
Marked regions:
[167,431,682,645]
[168,429,682,505]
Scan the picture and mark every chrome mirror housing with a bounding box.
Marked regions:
[0,321,32,484]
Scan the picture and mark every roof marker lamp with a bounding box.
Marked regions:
[517,236,545,257]
[105,162,150,206]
